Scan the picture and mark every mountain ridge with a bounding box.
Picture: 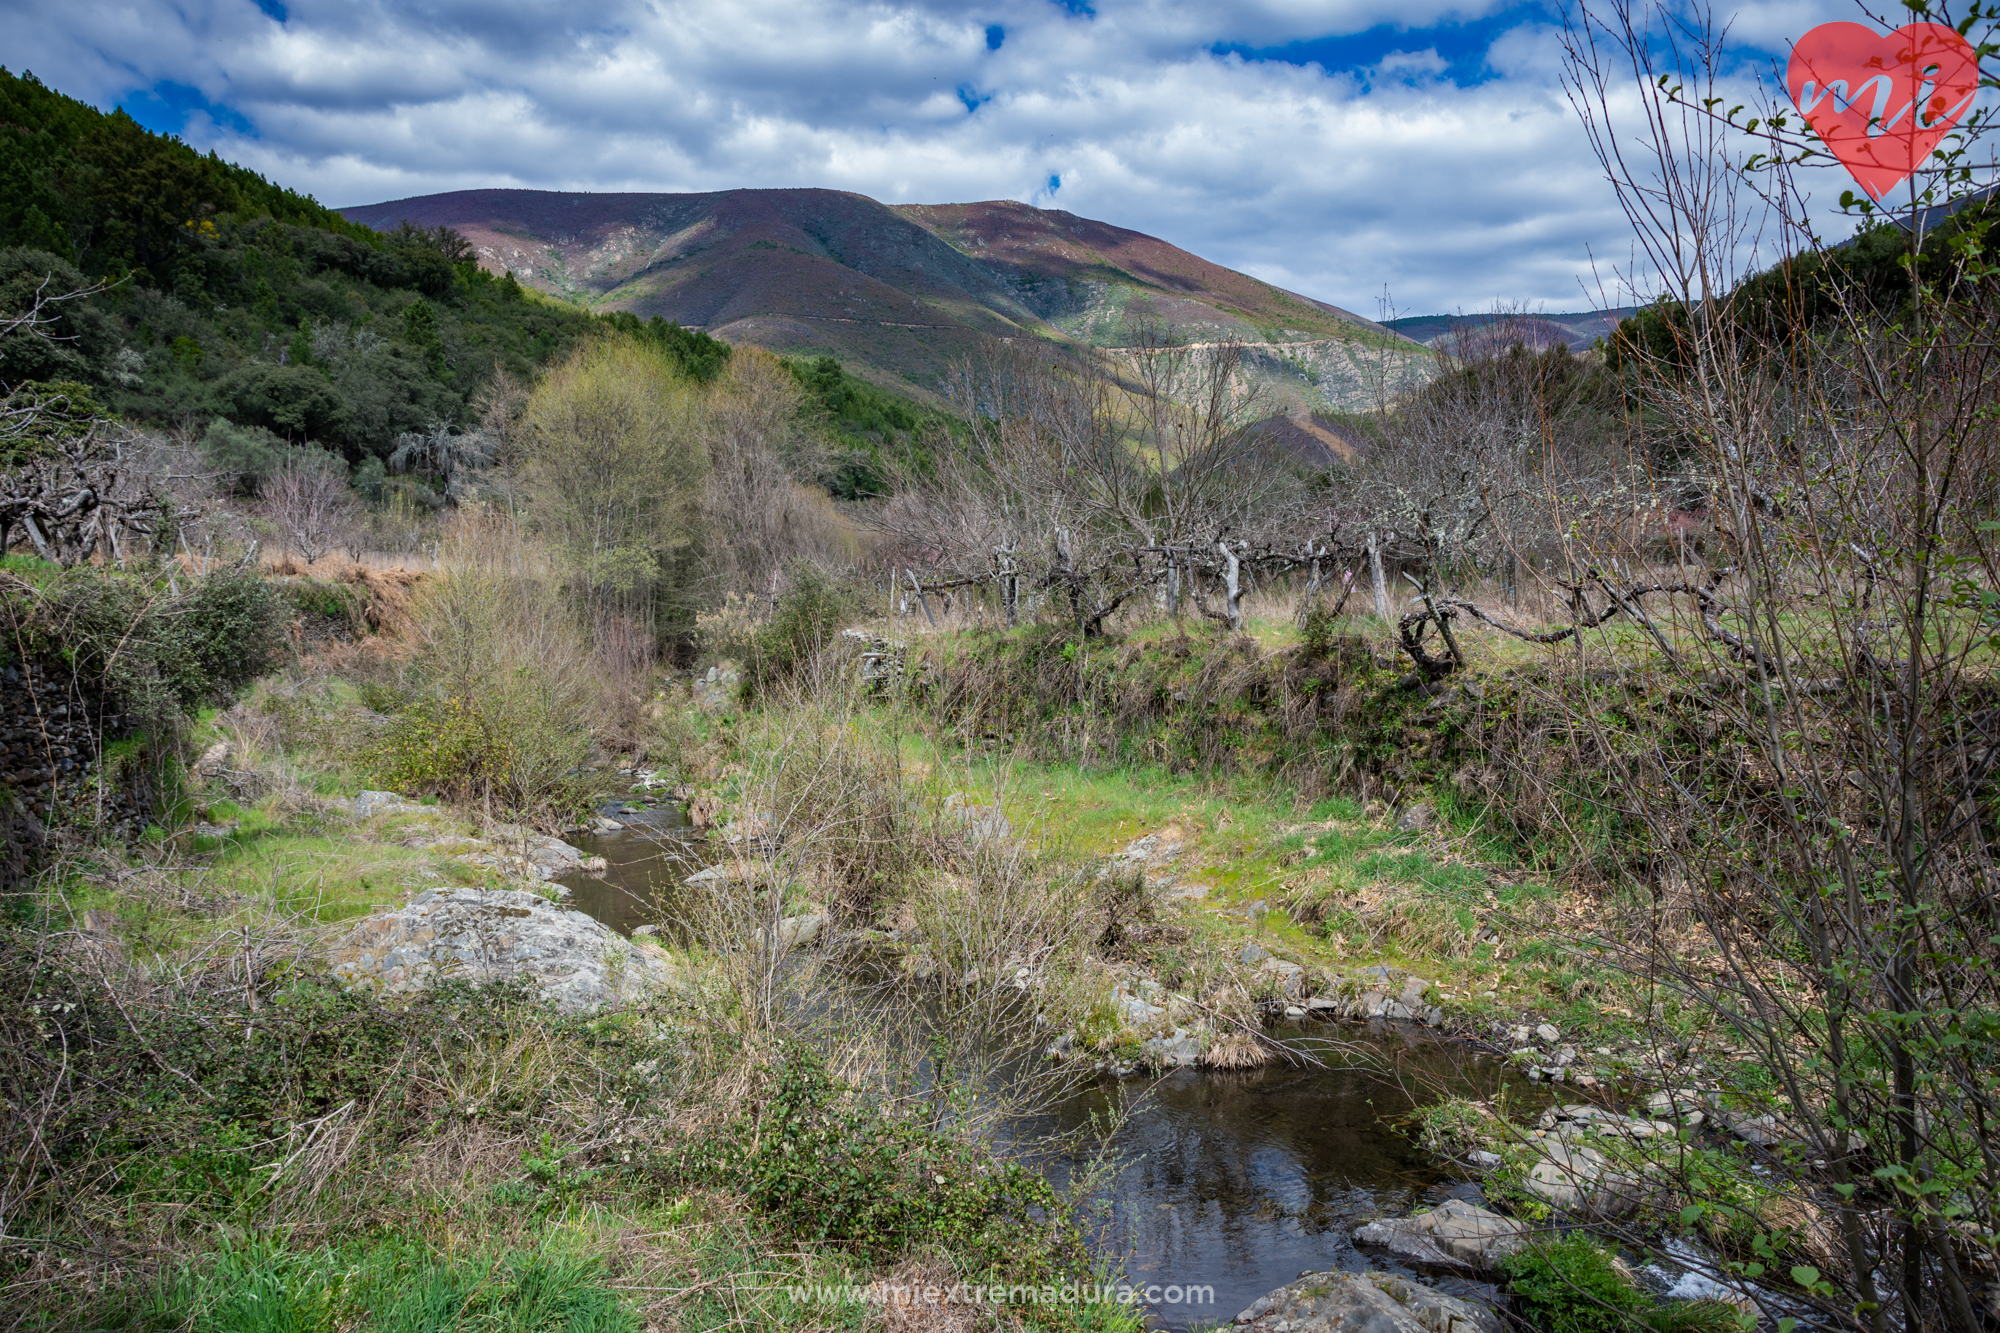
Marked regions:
[340,187,1429,409]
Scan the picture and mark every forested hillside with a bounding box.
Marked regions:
[0,69,727,466]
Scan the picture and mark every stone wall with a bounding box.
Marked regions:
[0,661,136,890]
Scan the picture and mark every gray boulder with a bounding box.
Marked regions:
[1539,1104,1676,1140]
[694,665,740,713]
[352,789,425,818]
[1354,1199,1529,1270]
[1140,1029,1204,1069]
[1523,1140,1657,1217]
[1232,1270,1498,1333]
[326,887,674,1013]
[1396,802,1437,833]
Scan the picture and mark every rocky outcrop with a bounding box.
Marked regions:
[1353,1200,1529,1271]
[325,887,674,1013]
[1232,1270,1499,1333]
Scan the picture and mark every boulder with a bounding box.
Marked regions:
[694,665,740,713]
[1259,955,1306,996]
[439,826,606,883]
[1538,1104,1676,1140]
[1523,1140,1657,1217]
[754,911,824,952]
[952,803,1012,847]
[1353,1200,1530,1271]
[1140,1030,1204,1069]
[1395,802,1437,833]
[1232,1270,1499,1333]
[325,887,674,1013]
[352,789,425,819]
[191,741,232,778]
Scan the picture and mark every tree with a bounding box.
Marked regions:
[262,448,355,565]
[1404,4,2000,1328]
[878,328,1326,635]
[517,337,708,641]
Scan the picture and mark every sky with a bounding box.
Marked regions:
[0,0,1872,314]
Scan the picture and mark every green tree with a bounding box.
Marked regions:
[518,337,708,641]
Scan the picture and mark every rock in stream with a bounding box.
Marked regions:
[325,887,675,1013]
[1232,1270,1499,1333]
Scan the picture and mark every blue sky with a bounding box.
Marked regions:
[1,0,1853,311]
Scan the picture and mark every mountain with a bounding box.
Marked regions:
[1382,309,1638,352]
[340,188,1431,410]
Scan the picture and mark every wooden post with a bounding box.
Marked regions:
[1217,540,1245,631]
[1368,535,1390,621]
[906,569,938,629]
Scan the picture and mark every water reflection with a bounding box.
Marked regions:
[1032,1034,1519,1328]
[555,799,702,935]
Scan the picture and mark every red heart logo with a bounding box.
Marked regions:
[1786,21,1980,201]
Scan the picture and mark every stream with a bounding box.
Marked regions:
[557,812,1527,1329]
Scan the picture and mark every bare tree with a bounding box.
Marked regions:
[0,392,205,567]
[877,328,1333,634]
[263,450,356,566]
[1387,4,2000,1329]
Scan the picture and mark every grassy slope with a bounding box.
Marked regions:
[886,607,1800,1088]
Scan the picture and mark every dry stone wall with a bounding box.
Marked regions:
[0,661,137,889]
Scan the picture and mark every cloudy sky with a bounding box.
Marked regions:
[4,0,1860,313]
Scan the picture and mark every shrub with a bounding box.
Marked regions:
[694,1048,1089,1275]
[372,516,610,823]
[16,564,285,739]
[1502,1237,1746,1333]
[742,567,857,698]
[199,417,283,495]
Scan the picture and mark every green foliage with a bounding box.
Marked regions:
[144,1235,642,1333]
[276,578,364,630]
[21,564,285,736]
[1503,1237,1746,1333]
[0,70,599,458]
[1298,600,1347,659]
[200,416,284,493]
[599,310,731,382]
[786,354,946,498]
[0,248,111,384]
[0,69,361,277]
[691,1048,1089,1275]
[743,568,859,697]
[1605,199,2000,385]
[0,379,108,464]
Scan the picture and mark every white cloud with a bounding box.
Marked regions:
[1,0,1863,311]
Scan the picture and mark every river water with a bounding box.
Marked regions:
[558,812,1522,1329]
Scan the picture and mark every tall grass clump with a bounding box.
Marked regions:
[370,512,610,822]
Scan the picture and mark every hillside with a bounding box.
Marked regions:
[0,69,617,465]
[1383,308,1635,352]
[341,188,1432,410]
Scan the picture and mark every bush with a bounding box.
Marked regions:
[1502,1237,1746,1333]
[689,1049,1089,1275]
[17,564,285,738]
[742,567,857,698]
[371,516,611,823]
[200,417,284,495]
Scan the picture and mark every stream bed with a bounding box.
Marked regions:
[557,815,1526,1329]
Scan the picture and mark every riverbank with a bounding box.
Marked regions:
[1,596,1845,1331]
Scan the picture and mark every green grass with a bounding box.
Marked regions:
[141,1230,644,1333]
